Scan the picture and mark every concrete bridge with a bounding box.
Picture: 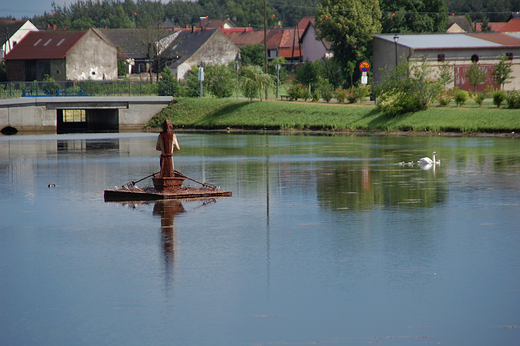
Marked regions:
[0,96,173,134]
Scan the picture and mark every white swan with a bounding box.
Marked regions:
[418,151,437,165]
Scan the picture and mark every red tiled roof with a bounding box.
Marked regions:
[280,29,297,48]
[298,17,314,38]
[227,29,285,50]
[474,22,506,32]
[498,18,520,32]
[265,30,283,50]
[279,47,301,59]
[466,32,520,46]
[227,30,265,47]
[4,30,87,60]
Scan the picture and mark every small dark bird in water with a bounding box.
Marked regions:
[48,184,55,188]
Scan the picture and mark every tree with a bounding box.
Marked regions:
[158,67,179,96]
[492,54,514,90]
[240,44,265,67]
[225,0,276,28]
[268,57,289,83]
[375,58,445,116]
[315,0,382,85]
[205,64,235,98]
[240,65,274,101]
[295,60,326,88]
[380,0,449,33]
[465,62,486,92]
[184,66,202,97]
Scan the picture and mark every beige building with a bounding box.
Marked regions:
[4,29,121,81]
[161,28,240,81]
[373,33,520,91]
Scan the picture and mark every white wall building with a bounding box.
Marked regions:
[374,33,520,91]
[1,20,38,61]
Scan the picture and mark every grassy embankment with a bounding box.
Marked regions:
[148,97,520,134]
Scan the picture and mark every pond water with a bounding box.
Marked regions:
[1,132,519,346]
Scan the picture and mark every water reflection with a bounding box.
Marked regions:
[1,133,520,346]
[316,162,449,211]
[153,200,186,267]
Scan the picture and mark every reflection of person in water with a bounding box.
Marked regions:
[153,200,186,266]
[156,120,180,178]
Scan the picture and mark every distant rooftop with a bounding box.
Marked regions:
[375,33,520,50]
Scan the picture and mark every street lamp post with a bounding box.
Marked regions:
[198,61,204,99]
[393,34,399,67]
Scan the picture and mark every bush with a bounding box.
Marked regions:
[301,88,311,101]
[42,74,59,95]
[454,88,470,106]
[320,85,334,102]
[376,90,423,117]
[346,88,359,103]
[484,85,494,98]
[472,92,485,107]
[287,83,306,101]
[357,84,371,100]
[437,91,452,106]
[374,58,444,115]
[335,88,347,103]
[506,90,520,109]
[492,89,507,108]
[311,89,321,102]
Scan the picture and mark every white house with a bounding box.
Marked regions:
[1,20,38,61]
[299,18,332,62]
[373,33,520,91]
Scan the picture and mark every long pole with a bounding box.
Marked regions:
[264,0,268,100]
[276,65,279,99]
[395,42,398,67]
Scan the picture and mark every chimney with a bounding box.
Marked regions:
[53,24,57,30]
[186,25,189,29]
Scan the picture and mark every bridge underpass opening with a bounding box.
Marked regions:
[57,109,119,134]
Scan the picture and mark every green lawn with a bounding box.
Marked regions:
[148,97,520,134]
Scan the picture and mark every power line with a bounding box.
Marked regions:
[267,3,517,17]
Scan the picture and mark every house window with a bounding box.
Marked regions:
[471,54,479,62]
[438,54,445,62]
[63,109,86,123]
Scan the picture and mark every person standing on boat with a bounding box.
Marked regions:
[156,120,180,178]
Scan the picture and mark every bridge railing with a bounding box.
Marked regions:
[0,80,173,99]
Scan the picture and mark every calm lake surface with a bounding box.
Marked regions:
[1,132,519,345]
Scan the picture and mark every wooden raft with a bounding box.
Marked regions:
[104,186,232,202]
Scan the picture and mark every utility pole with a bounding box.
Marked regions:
[264,0,268,100]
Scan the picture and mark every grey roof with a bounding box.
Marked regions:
[375,33,507,49]
[160,29,218,68]
[94,28,176,59]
